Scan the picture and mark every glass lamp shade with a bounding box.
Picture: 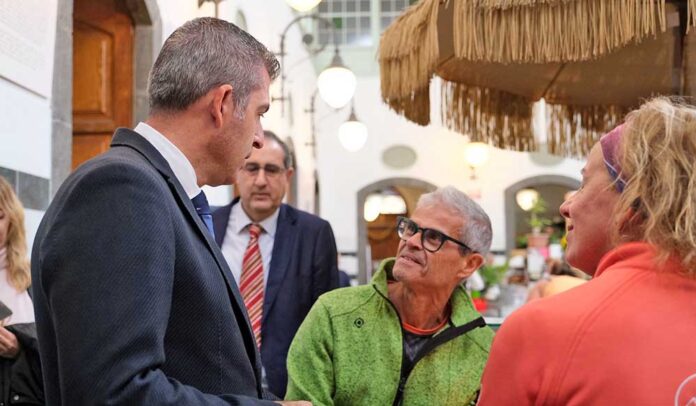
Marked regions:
[380,194,407,214]
[338,118,368,151]
[317,49,356,109]
[516,188,540,211]
[285,0,322,12]
[317,65,356,109]
[463,142,490,169]
[363,194,382,222]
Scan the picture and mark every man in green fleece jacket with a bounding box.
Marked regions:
[285,186,494,405]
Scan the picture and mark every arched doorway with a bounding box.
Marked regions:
[356,178,436,284]
[504,175,580,252]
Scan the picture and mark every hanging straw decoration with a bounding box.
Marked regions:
[454,0,668,64]
[379,0,441,125]
[442,80,536,151]
[379,0,696,157]
[546,103,630,157]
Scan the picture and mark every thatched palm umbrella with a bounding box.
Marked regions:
[379,0,696,157]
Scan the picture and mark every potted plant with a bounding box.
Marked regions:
[527,197,552,248]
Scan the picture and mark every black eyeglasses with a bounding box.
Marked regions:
[396,216,473,253]
[241,163,286,178]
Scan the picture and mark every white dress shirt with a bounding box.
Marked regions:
[220,203,279,288]
[134,122,201,199]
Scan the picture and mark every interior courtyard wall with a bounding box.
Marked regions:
[315,76,585,275]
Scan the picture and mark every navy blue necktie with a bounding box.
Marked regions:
[192,191,215,239]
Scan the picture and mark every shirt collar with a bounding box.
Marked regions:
[134,122,201,199]
[232,202,280,238]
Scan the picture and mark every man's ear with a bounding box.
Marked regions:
[209,84,234,128]
[457,252,484,280]
[285,167,295,181]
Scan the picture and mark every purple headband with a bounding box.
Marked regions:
[600,124,626,193]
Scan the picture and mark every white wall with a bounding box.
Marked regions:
[0,79,52,178]
[0,1,58,251]
[315,76,585,257]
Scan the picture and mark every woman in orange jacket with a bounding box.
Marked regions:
[479,97,696,405]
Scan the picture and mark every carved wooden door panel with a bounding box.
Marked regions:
[72,0,133,169]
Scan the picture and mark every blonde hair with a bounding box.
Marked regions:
[616,97,696,275]
[0,177,31,291]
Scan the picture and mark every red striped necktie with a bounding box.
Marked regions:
[240,223,264,348]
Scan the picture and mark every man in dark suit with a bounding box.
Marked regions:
[31,18,308,405]
[213,131,339,397]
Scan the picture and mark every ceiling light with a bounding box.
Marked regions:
[317,48,356,109]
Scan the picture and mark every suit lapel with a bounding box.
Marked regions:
[264,204,297,323]
[110,129,257,347]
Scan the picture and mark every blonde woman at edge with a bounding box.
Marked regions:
[479,97,696,405]
[0,177,37,402]
[0,176,33,332]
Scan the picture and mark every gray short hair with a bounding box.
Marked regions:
[417,186,492,255]
[148,17,280,114]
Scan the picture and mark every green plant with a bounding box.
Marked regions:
[478,263,508,287]
[528,196,552,233]
[515,234,528,248]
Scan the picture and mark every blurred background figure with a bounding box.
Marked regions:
[212,131,338,398]
[526,260,587,302]
[0,176,42,404]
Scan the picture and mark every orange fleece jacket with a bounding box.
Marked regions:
[478,242,696,406]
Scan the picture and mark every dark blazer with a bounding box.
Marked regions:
[213,199,338,397]
[31,128,276,405]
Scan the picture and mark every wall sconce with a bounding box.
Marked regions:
[516,188,540,211]
[274,15,356,116]
[463,142,490,180]
[338,101,368,152]
[285,0,323,12]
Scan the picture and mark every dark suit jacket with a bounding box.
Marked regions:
[213,199,338,397]
[31,128,277,405]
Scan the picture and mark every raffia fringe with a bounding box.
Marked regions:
[454,0,673,63]
[441,81,536,151]
[379,0,440,124]
[546,104,630,157]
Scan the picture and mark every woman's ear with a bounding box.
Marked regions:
[617,200,644,234]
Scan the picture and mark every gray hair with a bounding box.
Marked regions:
[263,130,293,169]
[417,186,492,255]
[148,17,280,114]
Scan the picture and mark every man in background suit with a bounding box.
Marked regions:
[31,18,308,405]
[213,131,339,397]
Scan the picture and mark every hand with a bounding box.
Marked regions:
[275,401,312,405]
[0,326,20,358]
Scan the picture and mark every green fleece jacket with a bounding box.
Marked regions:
[285,258,494,405]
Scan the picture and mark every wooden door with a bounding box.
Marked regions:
[72,0,133,169]
[367,214,402,262]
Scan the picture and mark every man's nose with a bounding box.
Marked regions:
[254,168,268,185]
[405,231,423,250]
[252,129,264,149]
